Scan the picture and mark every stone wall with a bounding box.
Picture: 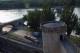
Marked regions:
[0,36,43,53]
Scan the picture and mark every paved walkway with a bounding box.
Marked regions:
[61,40,75,53]
[60,42,67,53]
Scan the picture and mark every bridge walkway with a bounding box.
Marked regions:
[61,38,75,53]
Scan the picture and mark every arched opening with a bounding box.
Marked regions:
[60,35,63,41]
[2,25,13,33]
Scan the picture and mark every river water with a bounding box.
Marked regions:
[0,8,80,23]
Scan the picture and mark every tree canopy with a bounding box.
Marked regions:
[76,20,80,35]
[41,1,55,22]
[60,3,78,36]
[23,1,55,31]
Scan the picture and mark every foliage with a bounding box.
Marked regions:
[41,1,55,22]
[23,1,55,31]
[54,0,64,6]
[23,15,28,21]
[76,22,80,35]
[60,3,78,36]
[0,1,25,9]
[1,0,80,9]
[70,36,80,46]
[27,9,42,31]
[23,27,35,32]
[24,0,80,7]
[3,33,22,41]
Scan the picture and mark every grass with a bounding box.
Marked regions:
[25,28,34,32]
[70,36,80,46]
[3,33,23,41]
[23,26,42,32]
[23,27,35,32]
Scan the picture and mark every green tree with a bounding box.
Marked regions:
[41,1,55,22]
[23,1,55,31]
[27,9,42,31]
[61,3,78,36]
[23,15,27,21]
[76,20,80,35]
[76,25,80,35]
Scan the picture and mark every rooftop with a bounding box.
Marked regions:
[41,21,66,28]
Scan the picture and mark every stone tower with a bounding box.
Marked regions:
[41,21,67,53]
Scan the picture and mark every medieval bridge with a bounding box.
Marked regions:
[0,18,24,33]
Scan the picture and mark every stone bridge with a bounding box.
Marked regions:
[0,18,24,33]
[51,6,80,13]
[51,6,63,13]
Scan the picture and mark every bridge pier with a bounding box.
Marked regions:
[0,26,5,34]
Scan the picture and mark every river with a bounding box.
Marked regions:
[0,8,80,23]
